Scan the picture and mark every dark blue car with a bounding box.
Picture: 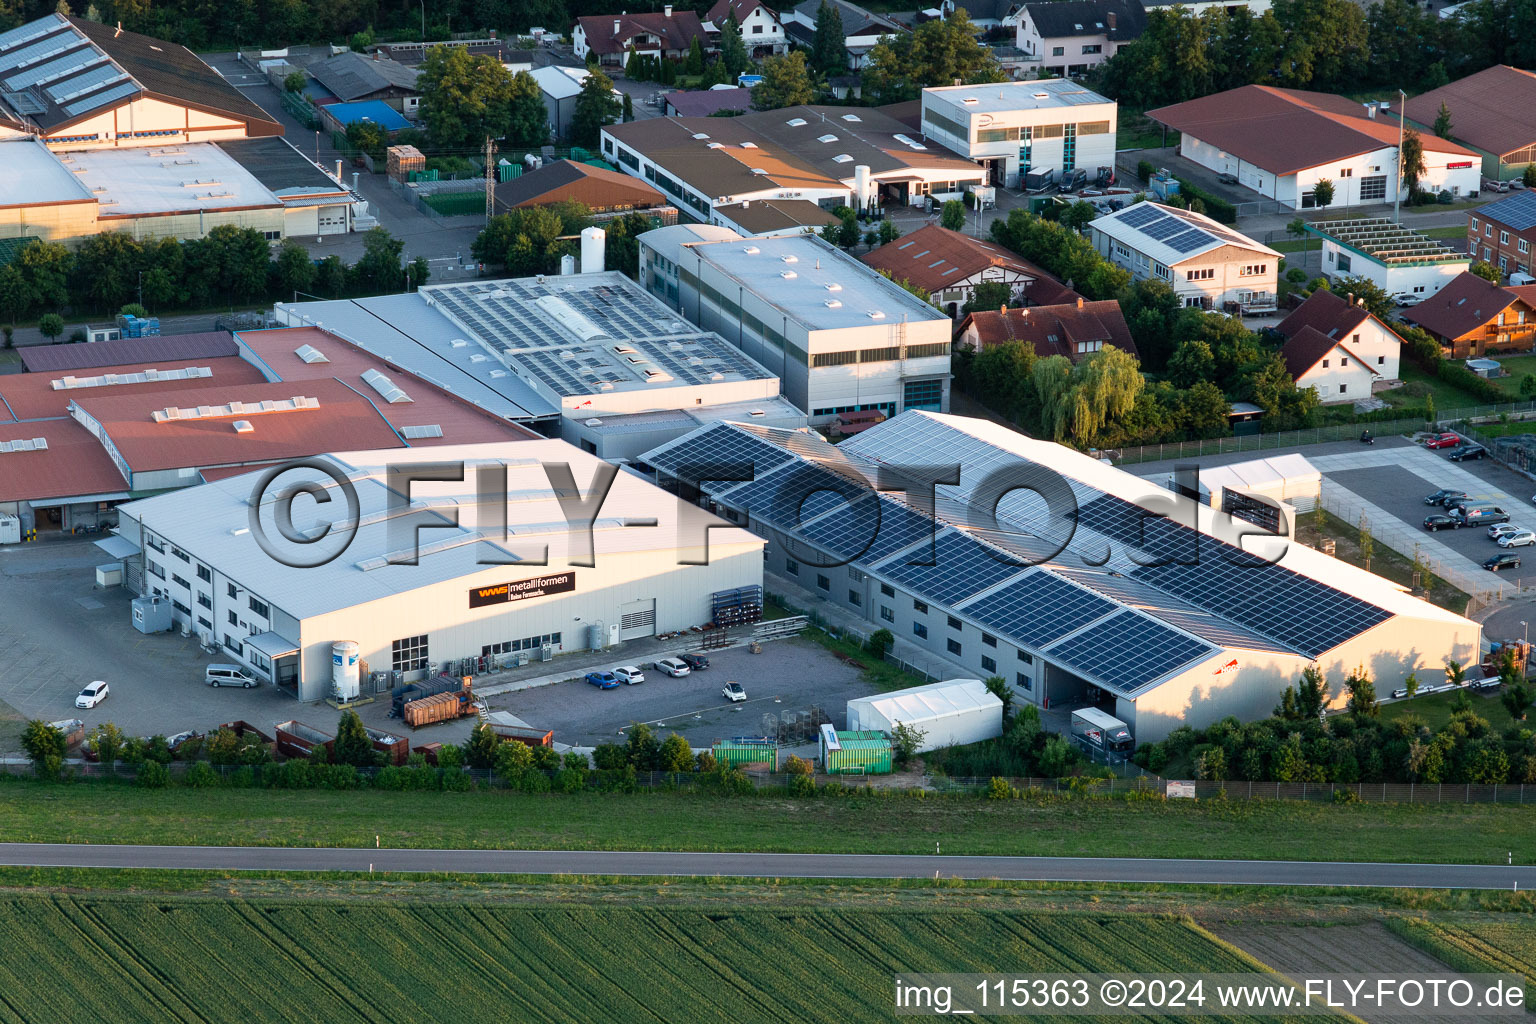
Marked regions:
[585,670,619,689]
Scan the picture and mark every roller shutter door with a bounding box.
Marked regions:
[619,598,656,641]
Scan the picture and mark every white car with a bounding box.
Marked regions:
[1489,523,1522,540]
[1499,529,1536,548]
[655,657,691,678]
[613,665,646,685]
[722,681,747,703]
[75,680,110,709]
[1394,292,1425,307]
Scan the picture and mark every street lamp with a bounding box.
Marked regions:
[1522,620,1528,646]
[420,0,426,40]
[1393,88,1406,224]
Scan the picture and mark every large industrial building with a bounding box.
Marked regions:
[109,440,764,701]
[638,229,953,420]
[642,411,1479,742]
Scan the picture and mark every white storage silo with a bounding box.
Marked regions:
[332,641,360,700]
[560,253,576,275]
[853,164,872,212]
[580,226,606,274]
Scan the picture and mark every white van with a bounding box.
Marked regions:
[205,664,258,688]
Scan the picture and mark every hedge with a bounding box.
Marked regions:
[1174,178,1237,224]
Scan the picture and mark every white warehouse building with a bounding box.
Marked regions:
[640,229,953,420]
[643,411,1480,743]
[918,79,1118,189]
[847,678,1004,752]
[109,440,764,702]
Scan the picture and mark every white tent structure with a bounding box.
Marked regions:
[846,678,1004,752]
[1166,453,1322,513]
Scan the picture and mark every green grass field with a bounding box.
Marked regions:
[1,782,1533,863]
[1379,690,1520,732]
[0,895,1298,1024]
[1387,918,1536,1008]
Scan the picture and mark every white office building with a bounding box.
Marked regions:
[1090,202,1281,312]
[641,229,953,420]
[1306,218,1472,302]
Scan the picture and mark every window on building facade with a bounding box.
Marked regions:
[392,635,430,672]
[880,605,894,622]
[981,655,997,672]
[848,589,862,606]
[946,638,962,655]
[913,622,928,639]
[881,583,895,597]
[785,558,799,575]
[816,573,830,591]
[1502,231,1510,245]
[249,597,269,619]
[913,599,928,613]
[1016,672,1032,691]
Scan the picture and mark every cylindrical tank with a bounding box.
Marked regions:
[560,253,576,275]
[580,226,606,274]
[853,164,871,212]
[332,641,360,700]
[586,622,606,650]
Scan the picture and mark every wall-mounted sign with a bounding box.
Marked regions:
[469,572,576,609]
[1446,162,1474,169]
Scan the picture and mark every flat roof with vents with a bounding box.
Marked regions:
[1306,217,1473,266]
[922,78,1114,113]
[0,136,95,208]
[59,142,282,217]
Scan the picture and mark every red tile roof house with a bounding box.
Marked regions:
[955,297,1139,362]
[861,224,1075,319]
[573,7,712,67]
[1274,289,1401,404]
[1400,270,1536,359]
[705,0,788,58]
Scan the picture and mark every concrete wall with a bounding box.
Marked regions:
[43,96,251,150]
[0,200,98,242]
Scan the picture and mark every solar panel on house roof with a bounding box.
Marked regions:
[717,460,874,532]
[1486,191,1536,232]
[63,79,135,115]
[958,569,1117,649]
[874,529,1028,606]
[1165,227,1211,254]
[1044,609,1216,694]
[1118,204,1161,228]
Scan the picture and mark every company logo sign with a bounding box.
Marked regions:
[469,571,577,609]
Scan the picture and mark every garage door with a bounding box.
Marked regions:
[619,598,656,641]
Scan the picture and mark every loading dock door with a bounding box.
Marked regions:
[619,598,656,641]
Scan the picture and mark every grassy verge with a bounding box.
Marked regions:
[1385,917,1536,1008]
[1399,360,1500,410]
[1379,689,1520,732]
[1,781,1534,861]
[1297,508,1467,615]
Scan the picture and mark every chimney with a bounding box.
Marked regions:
[1347,292,1354,305]
[742,199,750,208]
[999,304,1006,315]
[335,158,343,182]
[1107,11,1116,29]
[1365,103,1377,119]
[614,18,622,34]
[953,78,962,87]
[1076,296,1084,308]
[664,3,673,14]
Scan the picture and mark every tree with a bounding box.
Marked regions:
[658,732,694,773]
[1432,101,1453,139]
[14,240,73,316]
[1311,177,1335,209]
[811,0,847,74]
[1167,339,1216,389]
[1470,260,1501,283]
[408,256,430,290]
[284,70,306,93]
[983,676,1014,718]
[89,722,125,766]
[1344,665,1379,718]
[837,207,861,249]
[890,721,927,767]
[1404,672,1419,699]
[962,280,1013,316]
[866,628,894,656]
[69,232,143,312]
[38,313,63,342]
[1287,216,1309,261]
[1445,658,1466,689]
[622,91,633,122]
[1502,681,1532,722]
[625,722,661,771]
[417,44,517,150]
[570,69,622,148]
[21,720,65,778]
[861,10,1002,103]
[273,240,316,298]
[507,69,551,147]
[1061,200,1098,232]
[1525,164,1536,189]
[1297,664,1330,720]
[1032,347,1144,446]
[1332,275,1394,320]
[752,51,814,110]
[939,198,966,231]
[1358,511,1373,572]
[878,218,901,245]
[465,721,498,770]
[1400,126,1426,198]
[685,37,705,76]
[332,710,375,767]
[719,17,750,77]
[351,227,405,294]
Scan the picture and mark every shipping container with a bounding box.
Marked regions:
[414,742,443,765]
[274,720,336,760]
[820,729,892,775]
[404,691,466,727]
[364,726,409,765]
[711,740,779,771]
[491,724,554,747]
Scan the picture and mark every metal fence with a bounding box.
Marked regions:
[1318,489,1501,606]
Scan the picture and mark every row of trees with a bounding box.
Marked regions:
[469,201,655,278]
[0,227,425,323]
[415,45,620,150]
[1135,660,1535,784]
[1097,0,1534,111]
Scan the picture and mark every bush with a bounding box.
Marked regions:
[1174,178,1236,223]
[21,720,66,779]
[987,776,1015,800]
[1436,361,1506,403]
[1136,159,1154,183]
[183,762,219,788]
[865,628,894,656]
[788,772,816,797]
[1286,268,1307,284]
[136,760,170,788]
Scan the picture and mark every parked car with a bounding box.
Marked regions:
[1500,529,1536,547]
[205,664,257,688]
[585,670,619,689]
[679,652,710,671]
[1485,552,1523,571]
[1449,444,1488,461]
[1452,504,1510,525]
[1423,514,1461,532]
[722,681,747,703]
[1424,488,1468,506]
[1394,292,1425,307]
[1488,523,1522,539]
[613,665,646,685]
[1424,432,1461,449]
[75,680,109,709]
[655,657,691,678]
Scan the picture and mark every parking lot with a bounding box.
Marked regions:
[0,539,879,755]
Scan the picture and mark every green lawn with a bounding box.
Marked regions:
[1116,108,1166,151]
[1,782,1534,863]
[1400,360,1501,410]
[1379,689,1521,733]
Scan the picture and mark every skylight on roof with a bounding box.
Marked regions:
[833,154,853,163]
[692,132,710,140]
[740,141,757,148]
[841,114,861,122]
[786,117,807,126]
[817,133,837,143]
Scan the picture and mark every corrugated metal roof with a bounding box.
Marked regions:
[18,331,238,372]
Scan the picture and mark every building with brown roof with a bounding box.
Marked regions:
[862,224,1061,318]
[955,297,1138,362]
[663,87,753,118]
[1401,271,1536,358]
[1404,66,1536,182]
[1468,191,1536,280]
[1274,289,1400,404]
[1148,85,1482,211]
[712,198,839,236]
[706,0,788,57]
[493,159,669,215]
[574,7,712,67]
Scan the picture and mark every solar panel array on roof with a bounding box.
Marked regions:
[63,78,134,115]
[1118,203,1160,228]
[1074,492,1201,564]
[1484,190,1536,232]
[644,423,794,490]
[1045,609,1216,694]
[875,529,1027,606]
[718,460,873,531]
[958,569,1117,649]
[797,493,937,566]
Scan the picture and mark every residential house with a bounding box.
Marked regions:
[1089,202,1280,312]
[1016,0,1146,78]
[1468,191,1536,279]
[707,0,788,57]
[1401,271,1536,358]
[1147,86,1482,210]
[861,224,1062,317]
[1274,289,1401,403]
[955,297,1138,361]
[938,0,1026,35]
[784,0,908,69]
[573,7,712,67]
[919,79,1116,189]
[1404,66,1536,181]
[663,87,753,118]
[306,51,421,117]
[1305,218,1470,303]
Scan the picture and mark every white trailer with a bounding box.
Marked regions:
[1070,707,1135,762]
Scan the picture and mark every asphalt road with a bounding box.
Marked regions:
[1,844,1533,888]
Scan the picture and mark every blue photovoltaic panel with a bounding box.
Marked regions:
[4,49,101,90]
[1486,191,1536,232]
[958,570,1117,649]
[1118,204,1160,228]
[1144,218,1183,242]
[794,490,885,560]
[875,530,1027,606]
[1045,609,1216,694]
[45,63,123,102]
[1166,227,1210,254]
[721,461,873,532]
[645,424,794,490]
[1073,493,1200,564]
[63,79,136,116]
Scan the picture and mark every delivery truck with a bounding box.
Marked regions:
[1070,707,1134,763]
